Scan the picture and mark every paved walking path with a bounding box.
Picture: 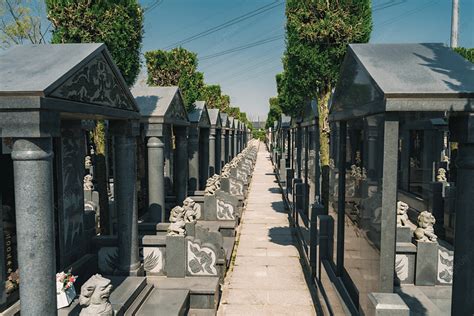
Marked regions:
[218,143,317,316]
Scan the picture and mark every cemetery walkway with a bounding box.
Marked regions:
[218,144,318,315]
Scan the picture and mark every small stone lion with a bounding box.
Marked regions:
[436,168,447,182]
[83,175,94,191]
[414,211,437,242]
[79,274,113,316]
[183,198,201,223]
[167,206,186,236]
[396,201,409,227]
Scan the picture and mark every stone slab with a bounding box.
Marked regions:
[367,292,409,316]
[136,289,189,316]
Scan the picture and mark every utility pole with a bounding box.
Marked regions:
[451,0,459,47]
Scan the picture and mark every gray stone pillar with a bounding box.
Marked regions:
[188,126,199,192]
[209,128,217,176]
[147,136,165,222]
[230,130,235,159]
[175,127,188,203]
[449,114,474,315]
[221,130,226,167]
[215,129,222,174]
[296,125,302,179]
[12,138,57,315]
[234,130,238,156]
[199,128,210,189]
[112,121,141,275]
[379,114,399,293]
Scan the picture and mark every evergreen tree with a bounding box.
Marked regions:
[265,97,282,129]
[145,47,204,111]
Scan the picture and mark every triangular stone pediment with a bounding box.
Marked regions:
[49,53,138,112]
[165,93,188,123]
[199,108,211,127]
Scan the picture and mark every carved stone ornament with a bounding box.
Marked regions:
[167,206,186,236]
[414,211,437,242]
[51,54,136,111]
[216,199,235,220]
[187,240,218,276]
[436,168,447,182]
[79,274,113,316]
[183,197,201,223]
[166,95,188,121]
[396,201,410,227]
[84,174,94,191]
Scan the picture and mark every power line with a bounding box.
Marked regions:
[373,0,407,12]
[163,1,283,49]
[200,34,284,60]
[144,0,164,15]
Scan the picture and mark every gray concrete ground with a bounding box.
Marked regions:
[218,144,317,316]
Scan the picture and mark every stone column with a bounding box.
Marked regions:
[12,138,57,314]
[147,136,165,222]
[230,129,237,162]
[379,114,399,293]
[449,114,474,315]
[234,130,238,156]
[296,125,303,179]
[336,122,346,277]
[111,121,141,275]
[199,128,210,189]
[188,126,200,192]
[221,129,226,167]
[175,127,188,203]
[215,129,222,174]
[209,128,217,176]
[366,118,379,180]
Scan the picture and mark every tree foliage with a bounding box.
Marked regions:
[47,0,144,86]
[454,47,474,63]
[265,97,282,129]
[280,0,372,117]
[1,0,47,48]
[145,47,205,111]
[200,84,230,112]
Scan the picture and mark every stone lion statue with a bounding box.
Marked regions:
[183,197,201,223]
[414,211,437,242]
[167,206,186,236]
[79,274,113,316]
[396,201,410,227]
[436,168,447,182]
[83,175,94,191]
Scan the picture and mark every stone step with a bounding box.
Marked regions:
[147,276,220,310]
[187,308,216,316]
[109,276,148,315]
[124,284,154,316]
[135,289,189,316]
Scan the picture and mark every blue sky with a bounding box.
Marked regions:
[139,0,473,121]
[36,0,474,121]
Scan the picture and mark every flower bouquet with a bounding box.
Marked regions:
[56,269,78,309]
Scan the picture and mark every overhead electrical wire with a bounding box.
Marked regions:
[162,1,283,49]
[200,34,284,60]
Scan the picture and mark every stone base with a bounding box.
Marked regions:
[396,226,412,243]
[147,276,220,310]
[367,292,409,316]
[415,241,438,286]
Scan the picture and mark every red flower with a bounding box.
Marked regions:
[69,276,75,283]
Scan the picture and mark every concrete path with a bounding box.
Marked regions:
[218,143,317,316]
